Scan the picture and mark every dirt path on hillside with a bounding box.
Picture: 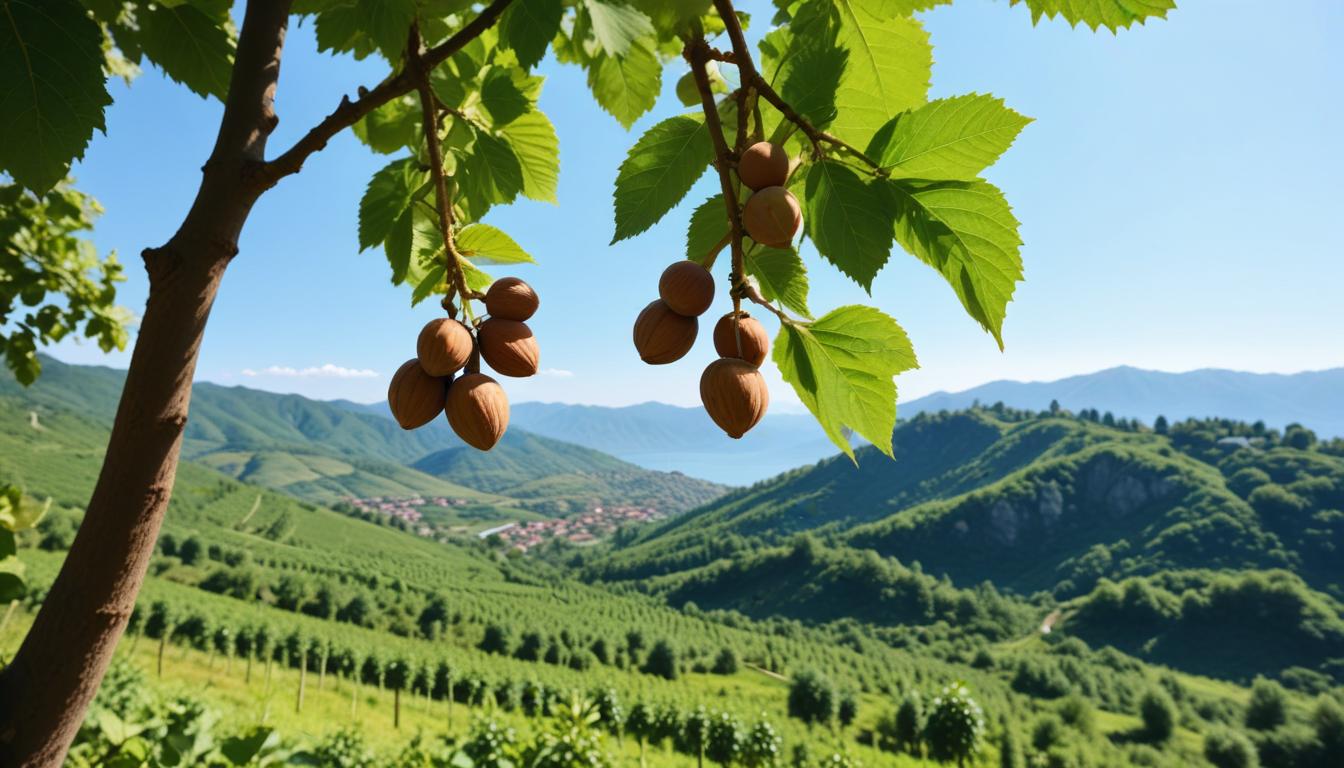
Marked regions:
[1041,609,1061,634]
[746,663,788,682]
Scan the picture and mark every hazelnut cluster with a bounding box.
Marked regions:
[630,144,799,440]
[388,277,540,451]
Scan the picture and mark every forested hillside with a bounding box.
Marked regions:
[5,364,1343,766]
[585,405,1344,688]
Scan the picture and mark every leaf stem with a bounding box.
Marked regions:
[708,0,884,174]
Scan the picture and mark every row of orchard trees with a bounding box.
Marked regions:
[110,593,994,767]
[118,595,814,765]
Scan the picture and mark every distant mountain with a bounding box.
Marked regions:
[905,365,1344,438]
[1,357,724,515]
[508,402,840,483]
[413,430,725,516]
[487,367,1344,483]
[339,398,840,485]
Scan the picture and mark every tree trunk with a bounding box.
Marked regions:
[0,3,292,764]
[394,688,402,729]
[296,650,307,714]
[447,678,454,730]
[156,635,167,678]
[245,654,253,684]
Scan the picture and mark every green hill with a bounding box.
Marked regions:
[412,430,725,515]
[190,448,500,506]
[587,405,1344,685]
[1062,569,1344,685]
[8,369,1342,767]
[2,356,725,517]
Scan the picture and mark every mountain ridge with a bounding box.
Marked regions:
[1,356,725,517]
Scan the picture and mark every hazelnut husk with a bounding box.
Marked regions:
[417,318,473,377]
[388,359,448,430]
[446,372,509,450]
[478,318,539,378]
[658,261,715,317]
[633,299,698,365]
[700,358,769,439]
[742,187,801,249]
[737,142,789,191]
[713,311,769,367]
[485,277,539,321]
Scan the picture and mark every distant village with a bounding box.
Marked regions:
[343,496,666,551]
[477,505,666,552]
[345,495,471,525]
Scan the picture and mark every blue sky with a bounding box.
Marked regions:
[47,0,1344,409]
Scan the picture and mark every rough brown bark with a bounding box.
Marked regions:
[0,0,515,762]
[0,2,292,764]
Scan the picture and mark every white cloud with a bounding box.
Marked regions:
[538,368,575,378]
[242,364,379,379]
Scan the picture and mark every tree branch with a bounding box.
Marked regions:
[685,37,744,295]
[408,25,477,313]
[709,0,883,173]
[258,0,514,186]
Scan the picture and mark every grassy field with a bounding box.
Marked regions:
[1,606,937,766]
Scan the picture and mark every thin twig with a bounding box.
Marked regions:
[740,278,791,324]
[709,0,883,173]
[685,38,746,303]
[259,0,514,186]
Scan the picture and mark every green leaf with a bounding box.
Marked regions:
[221,728,279,766]
[1010,0,1176,32]
[584,0,655,57]
[586,39,661,129]
[461,260,495,293]
[0,486,49,532]
[358,158,426,252]
[802,160,894,290]
[411,265,443,304]
[867,94,1032,181]
[352,96,418,154]
[137,2,237,100]
[456,223,534,265]
[458,128,524,218]
[759,25,846,137]
[499,110,559,204]
[830,1,931,149]
[313,3,378,60]
[384,209,416,284]
[357,0,417,61]
[430,65,469,111]
[0,0,112,193]
[774,306,917,459]
[0,549,22,602]
[888,179,1023,348]
[745,246,810,318]
[501,0,564,69]
[479,67,530,127]
[686,194,728,264]
[612,114,712,243]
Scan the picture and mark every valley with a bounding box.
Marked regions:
[4,360,1343,767]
